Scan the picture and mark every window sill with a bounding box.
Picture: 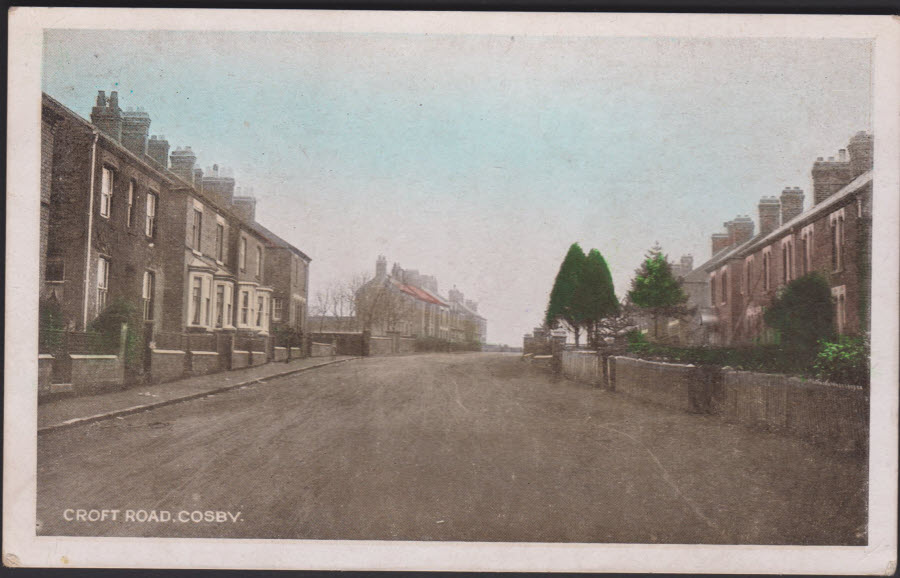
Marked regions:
[192,250,203,257]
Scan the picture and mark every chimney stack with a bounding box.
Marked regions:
[812,148,854,205]
[711,233,730,255]
[780,187,804,223]
[465,299,479,313]
[121,107,151,156]
[724,216,754,248]
[147,135,170,168]
[847,131,874,178]
[449,287,464,303]
[758,196,781,235]
[232,195,257,224]
[680,254,694,272]
[90,89,123,141]
[200,164,236,206]
[169,146,198,184]
[376,255,387,277]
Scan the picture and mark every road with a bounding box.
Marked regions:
[37,353,867,544]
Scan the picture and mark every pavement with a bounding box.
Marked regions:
[38,355,359,432]
[37,353,867,544]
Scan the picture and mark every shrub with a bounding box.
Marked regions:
[415,336,451,352]
[39,297,66,351]
[273,325,304,349]
[814,336,870,386]
[764,272,835,359]
[88,298,144,371]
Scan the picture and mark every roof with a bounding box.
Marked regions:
[740,170,871,255]
[698,170,871,274]
[249,221,311,262]
[43,92,310,260]
[395,281,448,306]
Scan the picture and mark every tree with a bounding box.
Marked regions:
[545,243,587,346]
[627,244,688,340]
[764,272,835,357]
[573,249,620,347]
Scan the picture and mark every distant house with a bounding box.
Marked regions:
[355,256,486,344]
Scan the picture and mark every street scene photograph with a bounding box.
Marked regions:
[23,16,880,556]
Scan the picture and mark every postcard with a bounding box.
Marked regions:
[5,8,898,573]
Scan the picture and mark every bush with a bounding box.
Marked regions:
[764,273,835,357]
[39,297,66,351]
[273,325,304,349]
[415,336,451,352]
[88,298,144,371]
[814,336,870,386]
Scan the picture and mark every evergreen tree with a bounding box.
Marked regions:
[627,244,688,339]
[545,243,587,345]
[573,249,620,347]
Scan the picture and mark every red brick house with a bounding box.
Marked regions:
[702,132,873,345]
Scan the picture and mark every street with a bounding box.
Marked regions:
[37,353,866,544]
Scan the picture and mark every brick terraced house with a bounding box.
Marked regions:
[685,132,873,346]
[40,91,310,386]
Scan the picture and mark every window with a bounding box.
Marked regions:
[239,238,247,272]
[720,270,727,304]
[216,223,225,262]
[831,210,845,272]
[126,181,135,227]
[142,270,155,321]
[191,277,203,325]
[744,258,753,296]
[204,281,212,326]
[241,291,250,325]
[145,192,157,238]
[192,209,203,251]
[46,257,64,282]
[96,257,110,315]
[763,250,771,291]
[273,298,283,321]
[832,285,847,334]
[215,285,225,328]
[710,274,717,304]
[782,244,788,285]
[256,295,264,326]
[256,246,263,278]
[100,167,114,218]
[226,290,233,327]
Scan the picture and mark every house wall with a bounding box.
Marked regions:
[715,183,871,345]
[44,106,170,333]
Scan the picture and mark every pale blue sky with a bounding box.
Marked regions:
[43,30,872,345]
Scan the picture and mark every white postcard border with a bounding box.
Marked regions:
[5,9,898,573]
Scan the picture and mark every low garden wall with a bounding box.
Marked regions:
[558,350,867,449]
[70,354,125,394]
[189,351,220,375]
[310,342,337,357]
[150,350,187,384]
[715,370,868,449]
[368,336,394,356]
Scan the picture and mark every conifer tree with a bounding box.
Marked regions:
[573,249,620,347]
[545,243,587,346]
[627,244,688,339]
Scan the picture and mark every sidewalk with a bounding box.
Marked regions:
[38,355,360,433]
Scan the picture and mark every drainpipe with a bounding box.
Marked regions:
[82,129,100,330]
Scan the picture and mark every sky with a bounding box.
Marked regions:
[42,30,872,345]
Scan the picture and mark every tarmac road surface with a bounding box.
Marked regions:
[37,353,867,544]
